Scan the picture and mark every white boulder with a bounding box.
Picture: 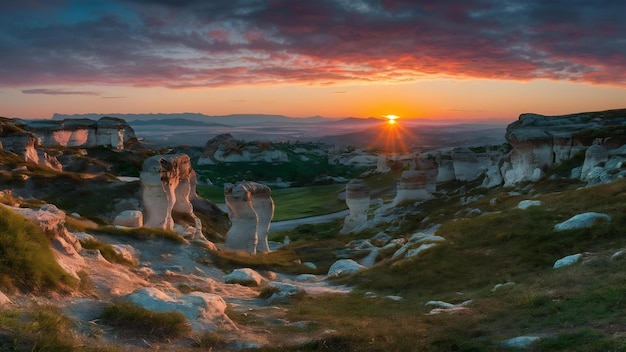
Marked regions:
[224,268,265,286]
[113,210,143,228]
[327,259,365,277]
[554,212,611,231]
[553,253,582,269]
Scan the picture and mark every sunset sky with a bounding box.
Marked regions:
[1,1,625,121]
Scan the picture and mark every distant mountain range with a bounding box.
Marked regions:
[51,113,382,127]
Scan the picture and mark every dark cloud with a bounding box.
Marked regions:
[1,1,625,88]
[21,89,101,96]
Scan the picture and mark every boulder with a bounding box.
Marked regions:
[502,336,542,349]
[340,179,370,234]
[224,268,265,287]
[126,287,236,332]
[580,144,608,181]
[553,253,582,269]
[113,210,143,228]
[224,181,275,254]
[517,200,541,209]
[327,259,365,277]
[554,212,611,231]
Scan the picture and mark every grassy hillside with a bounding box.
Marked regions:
[0,206,77,293]
[254,179,626,351]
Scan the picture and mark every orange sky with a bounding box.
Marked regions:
[1,2,625,120]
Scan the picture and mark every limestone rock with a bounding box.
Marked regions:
[198,133,288,164]
[22,116,136,150]
[502,109,626,185]
[502,336,542,349]
[224,181,275,254]
[340,179,370,234]
[0,291,11,305]
[393,158,437,204]
[113,210,143,228]
[126,287,236,332]
[553,253,582,269]
[554,212,611,231]
[517,200,541,209]
[327,259,365,277]
[224,268,265,287]
[581,144,608,181]
[140,154,195,231]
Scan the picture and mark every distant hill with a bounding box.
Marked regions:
[128,118,230,127]
[52,113,331,126]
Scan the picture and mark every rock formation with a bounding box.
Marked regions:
[393,157,438,204]
[22,116,136,150]
[501,109,626,186]
[140,154,198,233]
[198,133,288,164]
[224,181,275,254]
[340,179,370,234]
[0,117,63,170]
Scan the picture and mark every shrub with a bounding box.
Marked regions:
[0,305,76,352]
[79,238,136,267]
[0,207,77,292]
[100,301,191,339]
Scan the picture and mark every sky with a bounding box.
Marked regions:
[1,0,625,121]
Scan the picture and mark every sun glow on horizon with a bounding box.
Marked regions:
[383,114,400,123]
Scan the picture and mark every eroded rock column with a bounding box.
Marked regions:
[340,179,370,234]
[224,181,274,254]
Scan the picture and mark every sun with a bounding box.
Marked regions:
[383,114,399,124]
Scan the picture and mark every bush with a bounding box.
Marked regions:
[0,207,76,292]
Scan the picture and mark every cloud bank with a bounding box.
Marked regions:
[1,0,624,89]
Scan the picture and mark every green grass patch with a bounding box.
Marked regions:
[100,300,191,340]
[79,238,137,267]
[0,207,77,293]
[209,248,314,274]
[0,305,79,352]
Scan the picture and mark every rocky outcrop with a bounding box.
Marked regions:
[0,117,62,170]
[22,116,136,150]
[224,181,275,254]
[393,158,437,204]
[140,154,209,243]
[340,179,370,234]
[198,133,288,164]
[501,109,626,186]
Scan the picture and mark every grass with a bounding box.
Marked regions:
[251,179,626,351]
[79,238,137,267]
[0,206,77,293]
[100,301,191,340]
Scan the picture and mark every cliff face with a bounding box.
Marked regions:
[501,110,626,186]
[0,117,62,170]
[22,116,136,150]
[198,133,288,165]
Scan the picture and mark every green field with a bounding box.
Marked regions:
[196,183,347,221]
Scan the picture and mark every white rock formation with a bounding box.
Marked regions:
[554,212,611,231]
[340,179,370,234]
[113,210,143,227]
[327,259,365,277]
[393,158,437,204]
[23,116,136,150]
[224,181,275,254]
[435,158,456,183]
[140,154,198,234]
[517,200,541,209]
[581,144,608,181]
[198,133,289,164]
[126,287,236,332]
[224,268,265,286]
[553,253,582,269]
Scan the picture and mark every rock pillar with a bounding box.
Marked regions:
[340,179,370,234]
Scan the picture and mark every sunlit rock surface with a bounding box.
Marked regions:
[340,179,370,234]
[224,181,275,254]
[22,116,136,150]
[502,110,626,186]
[140,154,197,232]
